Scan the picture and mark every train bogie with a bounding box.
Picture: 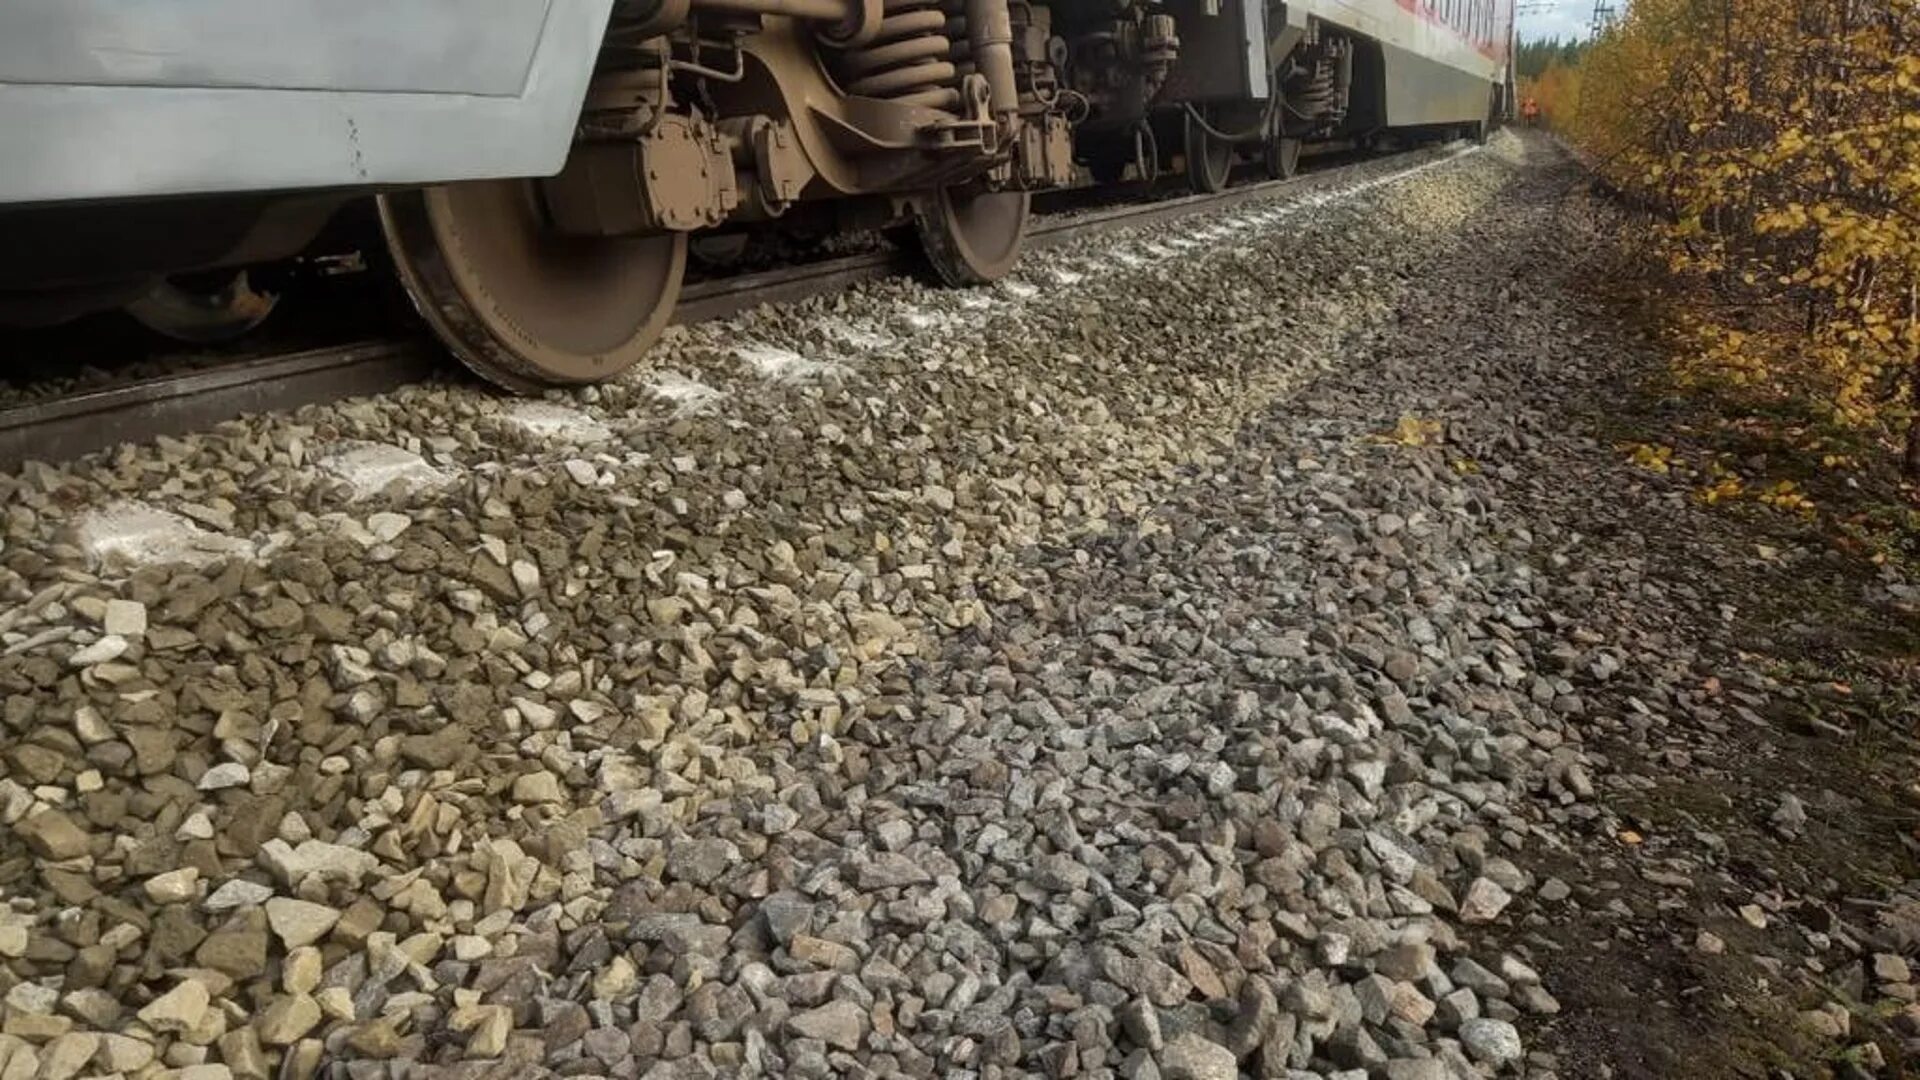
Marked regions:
[1055,0,1513,191]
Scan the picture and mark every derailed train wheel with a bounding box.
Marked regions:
[378,181,685,392]
[914,184,1030,287]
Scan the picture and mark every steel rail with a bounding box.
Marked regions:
[0,143,1454,468]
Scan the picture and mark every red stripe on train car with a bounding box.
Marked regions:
[1395,0,1509,62]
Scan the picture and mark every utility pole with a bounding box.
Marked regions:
[1589,0,1616,35]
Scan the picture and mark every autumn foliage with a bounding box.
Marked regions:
[1556,0,1920,476]
[1522,60,1582,130]
[1514,37,1582,132]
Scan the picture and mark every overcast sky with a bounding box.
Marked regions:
[1517,0,1608,42]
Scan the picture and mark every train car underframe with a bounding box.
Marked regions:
[375,0,1080,389]
[1057,0,1354,192]
[0,0,1081,389]
[0,0,1504,389]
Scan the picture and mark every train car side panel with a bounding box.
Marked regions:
[0,0,613,205]
[0,0,551,95]
[1377,41,1491,125]
[1293,0,1508,125]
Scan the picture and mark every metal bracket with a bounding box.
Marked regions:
[543,115,739,235]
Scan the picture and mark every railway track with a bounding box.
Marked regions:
[0,144,1455,468]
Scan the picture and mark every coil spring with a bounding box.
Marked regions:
[944,1,974,81]
[1292,56,1336,115]
[834,0,960,111]
[1282,46,1344,119]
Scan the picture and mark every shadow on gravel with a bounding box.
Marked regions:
[945,134,1920,1079]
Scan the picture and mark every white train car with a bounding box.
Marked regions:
[0,0,1510,387]
[1320,0,1516,127]
[1069,0,1514,189]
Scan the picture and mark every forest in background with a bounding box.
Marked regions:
[1513,0,1919,568]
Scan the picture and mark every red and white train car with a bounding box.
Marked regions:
[1319,0,1516,126]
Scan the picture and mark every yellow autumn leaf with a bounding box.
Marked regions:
[1372,415,1443,448]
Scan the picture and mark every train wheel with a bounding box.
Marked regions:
[1264,134,1301,180]
[1133,122,1162,186]
[1184,110,1233,194]
[914,184,1030,286]
[1259,99,1301,181]
[126,271,278,344]
[378,181,685,392]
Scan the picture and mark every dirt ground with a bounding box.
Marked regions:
[1485,183,1920,1078]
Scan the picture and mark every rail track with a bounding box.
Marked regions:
[0,144,1455,468]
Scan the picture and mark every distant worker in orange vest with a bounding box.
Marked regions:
[1521,97,1541,126]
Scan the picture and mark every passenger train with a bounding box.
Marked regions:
[0,0,1514,390]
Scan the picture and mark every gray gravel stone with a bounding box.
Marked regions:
[785,1000,867,1051]
[1771,793,1809,836]
[1460,878,1514,923]
[0,134,1622,1080]
[1158,1033,1238,1080]
[1460,1017,1524,1067]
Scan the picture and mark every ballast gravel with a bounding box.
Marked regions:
[0,132,1767,1079]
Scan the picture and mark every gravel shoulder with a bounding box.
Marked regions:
[0,132,1915,1080]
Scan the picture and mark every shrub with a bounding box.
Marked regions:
[1567,0,1920,474]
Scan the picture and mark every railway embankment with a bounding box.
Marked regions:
[0,131,1914,1080]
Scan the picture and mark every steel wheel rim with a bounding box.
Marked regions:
[1266,136,1300,179]
[918,185,1030,286]
[379,181,685,391]
[1185,112,1232,193]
